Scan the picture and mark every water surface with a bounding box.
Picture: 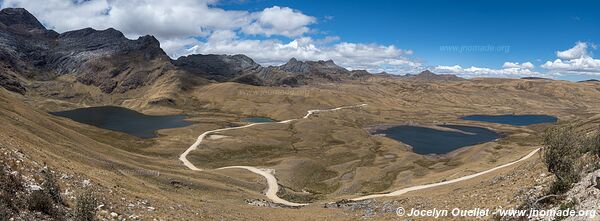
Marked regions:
[461,114,557,126]
[377,125,499,154]
[51,106,192,138]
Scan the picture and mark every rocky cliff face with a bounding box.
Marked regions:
[0,8,172,93]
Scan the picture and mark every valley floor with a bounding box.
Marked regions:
[3,77,600,220]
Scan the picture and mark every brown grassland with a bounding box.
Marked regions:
[3,75,600,220]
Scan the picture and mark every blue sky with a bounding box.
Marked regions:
[2,0,600,80]
[218,0,600,80]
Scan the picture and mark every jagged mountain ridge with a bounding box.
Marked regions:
[0,8,174,93]
[0,8,457,95]
[174,55,372,86]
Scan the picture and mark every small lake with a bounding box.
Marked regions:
[242,117,276,123]
[377,125,499,154]
[51,106,192,138]
[461,114,557,126]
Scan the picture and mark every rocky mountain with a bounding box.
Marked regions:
[0,8,371,95]
[0,8,174,93]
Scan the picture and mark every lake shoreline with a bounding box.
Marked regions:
[365,122,502,155]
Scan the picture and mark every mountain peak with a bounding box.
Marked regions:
[0,8,47,32]
[60,27,125,39]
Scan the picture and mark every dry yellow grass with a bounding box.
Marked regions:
[2,76,600,219]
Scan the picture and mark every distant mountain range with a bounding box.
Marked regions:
[174,55,371,86]
[376,70,463,81]
[402,70,464,81]
[0,8,455,95]
[521,77,552,80]
[578,79,600,83]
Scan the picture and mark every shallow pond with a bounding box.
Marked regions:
[461,114,557,126]
[51,106,192,138]
[377,125,499,154]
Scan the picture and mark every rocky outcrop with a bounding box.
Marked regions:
[0,72,26,94]
[538,170,600,221]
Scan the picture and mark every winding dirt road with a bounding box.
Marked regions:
[179,104,367,206]
[179,104,540,207]
[351,147,540,201]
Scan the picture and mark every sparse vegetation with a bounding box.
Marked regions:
[0,164,23,219]
[540,124,600,196]
[27,190,55,215]
[1,162,71,220]
[0,201,11,221]
[555,199,579,221]
[541,126,584,193]
[42,167,64,205]
[73,189,98,221]
[587,127,600,161]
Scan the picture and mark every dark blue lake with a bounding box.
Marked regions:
[242,117,275,123]
[378,125,499,154]
[51,106,192,138]
[461,115,557,126]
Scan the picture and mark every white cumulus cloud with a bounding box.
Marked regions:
[556,41,591,60]
[542,42,600,75]
[502,61,534,69]
[242,6,316,37]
